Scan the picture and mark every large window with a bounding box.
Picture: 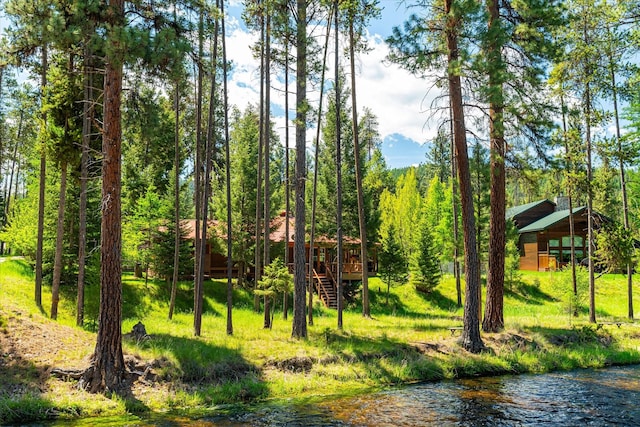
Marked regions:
[549,235,586,263]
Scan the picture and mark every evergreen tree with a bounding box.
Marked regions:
[256,257,294,328]
[378,224,407,305]
[410,208,441,294]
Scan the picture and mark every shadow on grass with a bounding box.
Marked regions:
[505,281,556,305]
[308,328,447,384]
[144,333,267,403]
[360,285,459,320]
[527,324,617,348]
[419,289,458,312]
[204,279,255,309]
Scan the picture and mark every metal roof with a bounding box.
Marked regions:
[518,207,587,233]
[506,199,553,219]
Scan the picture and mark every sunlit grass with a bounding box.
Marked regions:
[3,256,640,423]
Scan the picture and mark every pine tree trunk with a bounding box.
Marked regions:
[445,0,483,353]
[195,17,220,336]
[284,7,292,324]
[308,7,333,326]
[50,161,68,320]
[583,19,596,324]
[264,296,271,329]
[560,94,578,300]
[221,0,234,336]
[348,19,370,319]
[4,113,21,220]
[169,82,180,321]
[193,10,204,328]
[263,12,271,271]
[254,11,264,311]
[35,44,48,308]
[77,43,92,327]
[291,0,308,339]
[607,40,633,319]
[586,80,596,324]
[84,0,126,390]
[483,0,505,333]
[450,105,462,308]
[334,1,343,330]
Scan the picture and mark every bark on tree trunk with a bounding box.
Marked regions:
[169,82,180,321]
[560,94,578,302]
[482,0,505,333]
[445,0,483,353]
[193,11,204,329]
[77,44,93,327]
[291,0,308,339]
[348,18,370,319]
[334,1,343,331]
[607,44,633,319]
[50,161,68,320]
[195,18,220,336]
[35,44,48,309]
[221,0,234,336]
[586,81,596,324]
[254,7,264,313]
[83,0,126,389]
[308,6,332,326]
[263,12,271,272]
[284,8,291,324]
[4,112,21,221]
[450,105,462,308]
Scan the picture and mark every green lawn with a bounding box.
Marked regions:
[2,257,640,423]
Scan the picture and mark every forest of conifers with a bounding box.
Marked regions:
[0,0,639,389]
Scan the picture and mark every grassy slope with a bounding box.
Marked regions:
[1,258,640,423]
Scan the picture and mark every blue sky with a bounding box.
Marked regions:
[225,1,437,169]
[1,1,435,169]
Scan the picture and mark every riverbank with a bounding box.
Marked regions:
[1,257,640,424]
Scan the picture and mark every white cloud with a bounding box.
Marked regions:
[355,34,442,144]
[223,18,442,153]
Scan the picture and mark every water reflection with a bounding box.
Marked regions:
[314,365,640,426]
[47,365,640,426]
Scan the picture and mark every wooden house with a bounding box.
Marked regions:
[508,198,590,271]
[185,213,377,308]
[265,212,378,308]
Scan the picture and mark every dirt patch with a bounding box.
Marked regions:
[546,326,613,348]
[0,305,173,401]
[485,332,539,352]
[411,341,455,355]
[264,356,314,373]
[0,307,96,399]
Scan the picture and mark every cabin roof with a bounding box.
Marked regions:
[506,199,553,220]
[518,207,587,233]
[181,215,361,246]
[269,214,361,245]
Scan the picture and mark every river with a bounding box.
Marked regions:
[49,365,640,426]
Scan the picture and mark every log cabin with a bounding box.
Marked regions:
[508,198,595,271]
[184,212,377,308]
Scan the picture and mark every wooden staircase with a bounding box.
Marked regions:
[313,271,337,309]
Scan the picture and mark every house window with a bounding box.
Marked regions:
[561,236,584,247]
[551,235,587,264]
